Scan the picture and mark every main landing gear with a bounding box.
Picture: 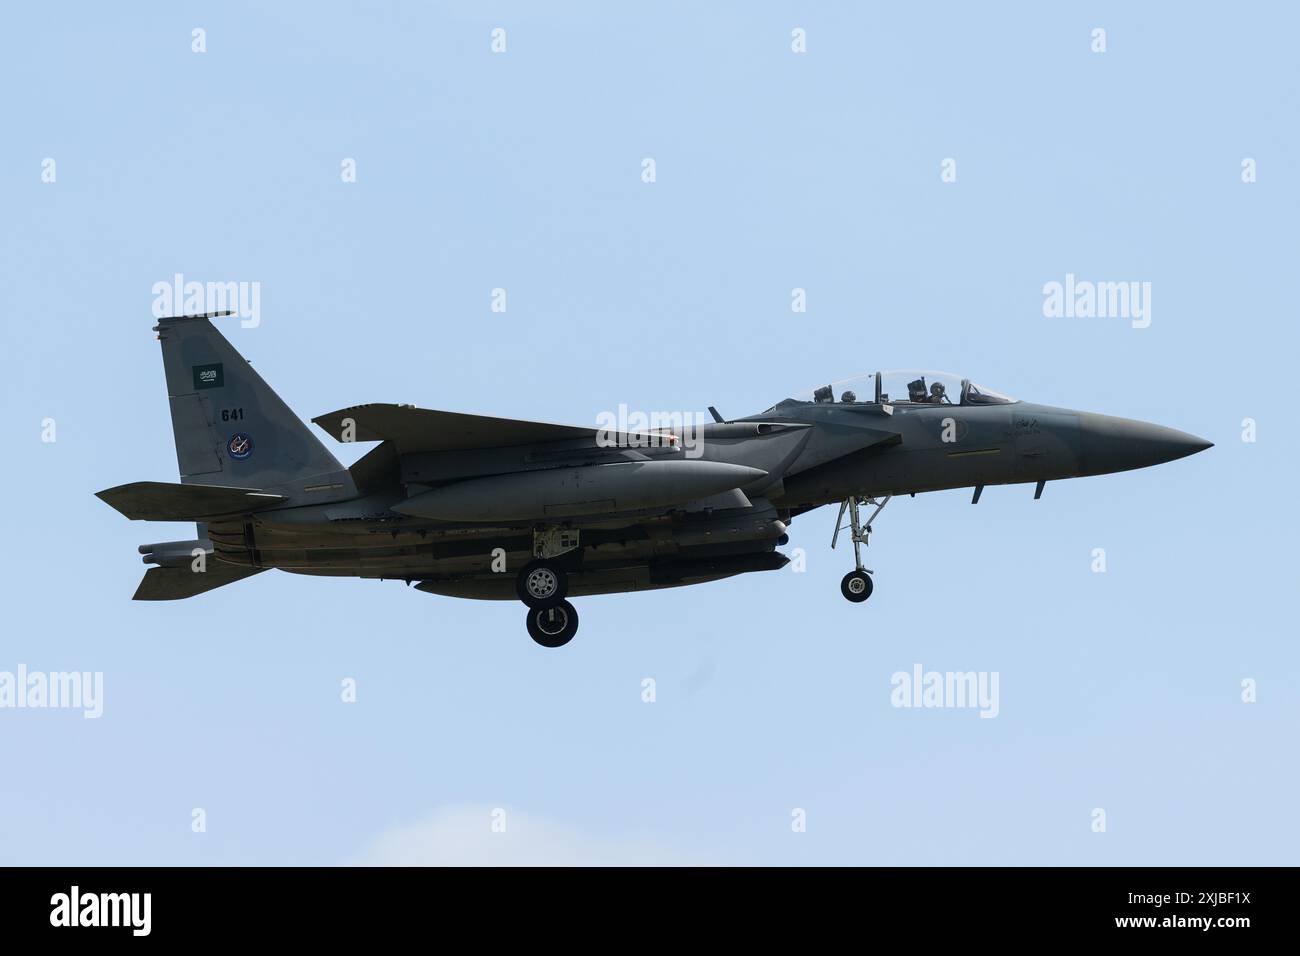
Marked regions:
[515,559,578,647]
[517,529,581,647]
[832,494,891,604]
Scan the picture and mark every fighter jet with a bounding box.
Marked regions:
[96,313,1212,647]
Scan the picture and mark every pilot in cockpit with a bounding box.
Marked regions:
[929,382,950,404]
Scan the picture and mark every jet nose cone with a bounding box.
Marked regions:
[1078,414,1212,476]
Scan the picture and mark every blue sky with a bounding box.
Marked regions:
[1,2,1296,865]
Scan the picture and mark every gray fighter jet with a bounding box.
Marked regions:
[97,313,1212,647]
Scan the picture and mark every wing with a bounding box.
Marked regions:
[311,403,599,453]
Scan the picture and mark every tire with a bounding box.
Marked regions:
[516,560,568,608]
[840,570,873,603]
[526,600,579,648]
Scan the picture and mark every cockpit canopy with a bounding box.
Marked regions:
[779,370,1017,409]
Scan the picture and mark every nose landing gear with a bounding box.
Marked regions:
[832,495,891,604]
[841,569,873,603]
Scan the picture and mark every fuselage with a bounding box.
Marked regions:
[192,394,1209,600]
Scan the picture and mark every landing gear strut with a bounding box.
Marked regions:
[832,494,891,604]
[516,535,578,645]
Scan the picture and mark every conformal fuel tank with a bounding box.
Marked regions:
[393,460,767,522]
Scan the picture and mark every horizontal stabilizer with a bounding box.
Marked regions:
[312,404,598,453]
[96,481,285,521]
[133,564,266,601]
